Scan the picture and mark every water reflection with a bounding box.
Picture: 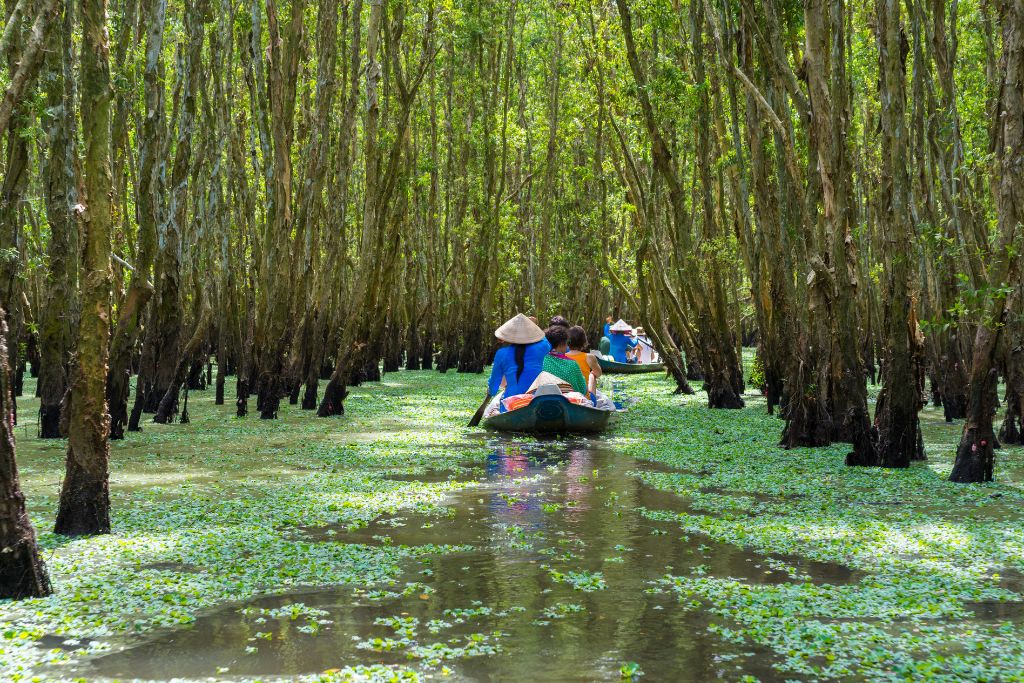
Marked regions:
[76,439,850,682]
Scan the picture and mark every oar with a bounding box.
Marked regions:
[467,392,492,427]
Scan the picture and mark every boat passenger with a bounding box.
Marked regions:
[635,326,659,364]
[541,325,589,395]
[486,314,548,412]
[549,315,571,330]
[608,319,638,363]
[566,325,603,396]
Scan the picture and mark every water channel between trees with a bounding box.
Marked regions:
[76,437,860,682]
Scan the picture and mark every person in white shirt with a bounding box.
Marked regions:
[633,327,658,364]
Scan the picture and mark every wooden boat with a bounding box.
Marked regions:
[598,358,665,374]
[483,394,613,434]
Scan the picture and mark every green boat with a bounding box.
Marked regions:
[483,393,613,435]
[598,358,665,374]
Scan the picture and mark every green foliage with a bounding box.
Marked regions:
[748,351,766,392]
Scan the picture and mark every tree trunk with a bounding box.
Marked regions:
[251,0,307,419]
[106,0,164,439]
[803,0,874,463]
[138,0,204,415]
[1000,304,1024,444]
[320,0,437,416]
[0,0,60,141]
[38,4,80,438]
[154,300,211,423]
[54,0,114,536]
[872,0,922,468]
[950,0,1023,482]
[0,311,51,598]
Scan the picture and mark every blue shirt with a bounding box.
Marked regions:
[603,322,611,339]
[609,332,637,363]
[488,339,550,397]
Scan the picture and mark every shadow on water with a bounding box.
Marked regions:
[76,437,859,682]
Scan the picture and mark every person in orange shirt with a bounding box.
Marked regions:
[566,325,603,397]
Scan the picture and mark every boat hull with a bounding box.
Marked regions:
[597,358,665,374]
[482,394,612,434]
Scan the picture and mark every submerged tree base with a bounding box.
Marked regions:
[53,458,111,536]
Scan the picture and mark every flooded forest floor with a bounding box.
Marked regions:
[3,364,1024,682]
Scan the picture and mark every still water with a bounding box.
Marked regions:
[77,438,858,681]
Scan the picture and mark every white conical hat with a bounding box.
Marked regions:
[527,371,571,393]
[494,313,545,344]
[609,318,632,332]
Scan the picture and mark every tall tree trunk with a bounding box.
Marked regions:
[949,0,1023,482]
[873,0,923,468]
[614,0,742,408]
[319,0,437,416]
[107,0,165,439]
[38,3,80,438]
[0,0,60,141]
[138,0,203,414]
[54,0,114,536]
[998,301,1024,444]
[252,0,307,419]
[804,0,874,463]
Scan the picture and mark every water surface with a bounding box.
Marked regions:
[77,438,858,681]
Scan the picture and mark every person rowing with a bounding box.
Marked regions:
[469,314,548,424]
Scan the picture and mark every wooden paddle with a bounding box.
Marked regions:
[467,392,492,427]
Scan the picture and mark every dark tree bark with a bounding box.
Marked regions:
[0,312,51,599]
[320,0,438,416]
[1000,303,1024,444]
[251,0,308,419]
[872,0,923,468]
[38,3,80,438]
[154,300,211,423]
[949,0,1023,482]
[107,0,165,439]
[803,0,874,463]
[54,0,114,536]
[614,0,743,408]
[137,0,204,414]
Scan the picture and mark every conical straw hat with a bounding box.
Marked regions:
[495,313,545,344]
[527,371,571,393]
[609,318,632,333]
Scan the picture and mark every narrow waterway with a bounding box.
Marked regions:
[78,436,860,681]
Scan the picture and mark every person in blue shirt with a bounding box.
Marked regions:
[487,314,548,410]
[608,318,638,363]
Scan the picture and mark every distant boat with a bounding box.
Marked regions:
[597,358,665,374]
[483,394,613,434]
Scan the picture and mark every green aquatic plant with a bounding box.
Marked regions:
[619,661,644,679]
[2,371,1024,681]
